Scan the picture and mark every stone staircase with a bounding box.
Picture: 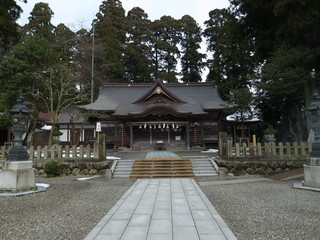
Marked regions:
[112,152,218,178]
[190,158,218,177]
[112,160,135,178]
[130,157,195,178]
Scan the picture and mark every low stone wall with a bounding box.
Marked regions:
[32,160,112,177]
[216,159,304,176]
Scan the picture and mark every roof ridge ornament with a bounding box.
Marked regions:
[133,80,185,104]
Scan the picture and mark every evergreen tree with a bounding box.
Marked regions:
[24,2,55,39]
[229,0,320,141]
[124,7,154,82]
[94,0,127,82]
[151,16,181,82]
[203,8,254,98]
[179,15,205,82]
[54,23,76,64]
[0,0,26,56]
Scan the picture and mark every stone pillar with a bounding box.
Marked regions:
[304,158,320,188]
[218,132,228,157]
[98,133,106,160]
[304,82,320,189]
[0,161,36,193]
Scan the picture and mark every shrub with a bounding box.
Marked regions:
[44,160,61,177]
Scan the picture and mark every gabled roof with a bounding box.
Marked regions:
[79,81,228,117]
[133,80,185,104]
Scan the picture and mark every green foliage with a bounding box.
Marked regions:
[94,0,127,82]
[0,35,61,111]
[24,2,55,38]
[44,160,61,177]
[180,15,205,82]
[203,8,254,98]
[228,0,320,141]
[124,7,154,82]
[0,0,25,55]
[151,16,181,82]
[0,112,10,127]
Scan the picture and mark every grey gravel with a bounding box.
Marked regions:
[0,174,319,240]
[197,177,320,240]
[0,176,135,240]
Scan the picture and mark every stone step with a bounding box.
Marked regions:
[131,155,194,178]
[112,160,135,178]
[193,170,218,174]
[113,175,131,178]
[192,163,213,167]
[190,158,218,177]
[195,173,219,177]
[131,173,195,178]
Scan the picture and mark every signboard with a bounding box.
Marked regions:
[96,122,102,132]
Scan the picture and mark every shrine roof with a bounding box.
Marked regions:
[79,81,228,116]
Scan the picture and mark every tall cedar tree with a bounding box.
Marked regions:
[124,7,154,83]
[230,0,320,140]
[0,0,26,56]
[204,8,254,99]
[24,2,55,39]
[179,15,205,82]
[94,0,127,83]
[151,16,181,82]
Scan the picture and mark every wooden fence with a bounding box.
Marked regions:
[223,141,312,160]
[0,144,102,161]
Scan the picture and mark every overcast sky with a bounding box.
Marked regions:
[18,0,230,31]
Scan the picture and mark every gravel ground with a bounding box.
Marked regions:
[0,176,135,240]
[197,177,320,240]
[0,175,319,240]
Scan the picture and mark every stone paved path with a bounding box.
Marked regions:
[84,178,237,240]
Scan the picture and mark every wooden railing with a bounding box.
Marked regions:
[0,145,101,161]
[223,141,312,160]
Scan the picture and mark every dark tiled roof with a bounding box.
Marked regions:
[79,82,227,116]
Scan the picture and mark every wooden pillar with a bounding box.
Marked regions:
[130,125,133,150]
[186,123,190,150]
[149,127,152,144]
[114,123,118,148]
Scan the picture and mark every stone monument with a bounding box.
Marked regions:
[304,87,320,188]
[0,96,36,193]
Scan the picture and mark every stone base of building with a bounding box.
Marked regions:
[303,157,320,188]
[0,161,36,193]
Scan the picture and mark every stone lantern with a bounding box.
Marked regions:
[0,96,36,193]
[6,96,32,161]
[304,88,320,188]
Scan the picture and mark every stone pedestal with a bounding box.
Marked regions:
[303,158,320,188]
[0,161,36,193]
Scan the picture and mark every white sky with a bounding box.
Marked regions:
[18,0,230,31]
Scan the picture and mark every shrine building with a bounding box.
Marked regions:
[77,80,228,150]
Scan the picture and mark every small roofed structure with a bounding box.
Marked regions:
[78,80,229,150]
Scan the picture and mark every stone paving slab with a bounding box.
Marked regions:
[146,151,179,159]
[84,178,237,240]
